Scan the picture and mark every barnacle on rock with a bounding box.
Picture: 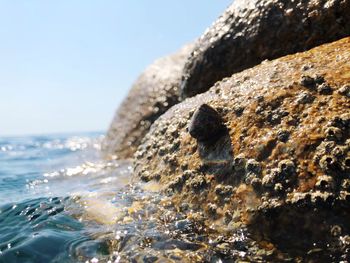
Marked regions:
[274,183,284,193]
[244,173,259,186]
[319,155,339,173]
[167,172,190,191]
[234,106,245,117]
[277,129,290,142]
[330,225,342,237]
[246,159,262,176]
[185,175,208,191]
[278,160,296,176]
[329,114,350,130]
[341,179,350,191]
[300,75,316,89]
[233,154,247,173]
[207,203,218,215]
[343,157,350,171]
[224,210,233,224]
[262,169,279,189]
[158,146,167,156]
[332,145,347,158]
[296,91,315,104]
[277,160,297,186]
[300,74,326,91]
[215,184,234,197]
[338,84,350,97]
[315,175,335,191]
[317,83,333,95]
[325,126,343,141]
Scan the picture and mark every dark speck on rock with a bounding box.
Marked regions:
[143,256,158,263]
[338,84,350,97]
[300,74,325,90]
[277,129,290,142]
[317,83,333,95]
[208,203,217,215]
[319,155,338,173]
[300,75,316,88]
[344,158,350,170]
[341,179,350,191]
[296,91,315,104]
[278,160,296,177]
[186,175,207,191]
[315,175,334,191]
[234,106,245,117]
[314,75,325,85]
[330,225,342,237]
[188,104,226,142]
[233,154,247,173]
[246,159,262,175]
[325,126,343,141]
[215,184,234,197]
[301,64,313,71]
[256,96,265,103]
[224,211,232,224]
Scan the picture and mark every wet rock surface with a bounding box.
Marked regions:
[134,37,350,261]
[105,182,263,262]
[103,43,193,159]
[181,0,350,98]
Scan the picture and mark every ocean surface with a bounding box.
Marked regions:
[0,133,245,263]
[0,133,134,263]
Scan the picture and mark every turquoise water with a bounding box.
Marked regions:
[0,133,132,263]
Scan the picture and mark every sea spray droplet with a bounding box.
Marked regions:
[188,104,226,142]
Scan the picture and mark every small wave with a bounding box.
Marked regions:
[0,134,104,156]
[0,197,111,263]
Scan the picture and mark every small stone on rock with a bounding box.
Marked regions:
[188,104,226,142]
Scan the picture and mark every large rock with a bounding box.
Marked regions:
[181,0,350,98]
[134,37,350,260]
[103,44,193,159]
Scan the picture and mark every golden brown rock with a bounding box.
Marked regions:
[134,37,350,260]
[102,43,194,159]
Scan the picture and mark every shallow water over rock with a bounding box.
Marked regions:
[0,134,254,262]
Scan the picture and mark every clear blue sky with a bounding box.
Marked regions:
[0,1,232,136]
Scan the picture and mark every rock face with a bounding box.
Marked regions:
[103,0,350,159]
[134,38,350,260]
[181,0,350,98]
[103,44,193,159]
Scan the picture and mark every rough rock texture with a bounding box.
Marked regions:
[134,37,350,260]
[181,0,350,98]
[103,43,193,159]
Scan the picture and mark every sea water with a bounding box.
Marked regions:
[0,133,134,262]
[0,133,241,263]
